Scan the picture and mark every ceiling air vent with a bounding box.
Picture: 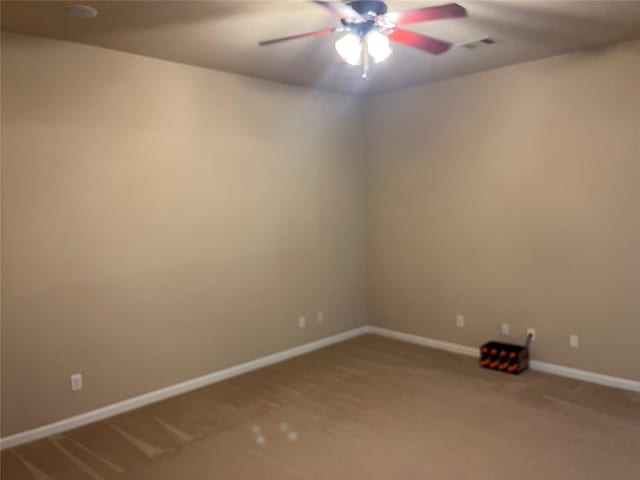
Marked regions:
[460,38,496,50]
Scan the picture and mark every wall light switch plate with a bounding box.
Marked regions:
[569,334,579,348]
[298,316,306,328]
[317,312,325,323]
[526,328,536,341]
[70,373,83,392]
[501,323,510,336]
[456,315,465,328]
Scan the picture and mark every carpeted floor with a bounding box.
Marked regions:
[2,334,639,479]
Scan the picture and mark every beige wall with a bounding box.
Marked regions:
[366,39,640,380]
[3,31,640,439]
[0,33,367,436]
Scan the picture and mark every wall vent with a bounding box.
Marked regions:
[460,38,496,50]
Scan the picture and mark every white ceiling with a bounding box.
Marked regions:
[2,1,640,95]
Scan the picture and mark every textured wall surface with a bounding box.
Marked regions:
[366,39,640,380]
[2,32,639,439]
[1,33,367,436]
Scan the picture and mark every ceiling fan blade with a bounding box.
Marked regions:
[385,3,467,25]
[312,1,366,21]
[259,28,335,46]
[388,29,452,55]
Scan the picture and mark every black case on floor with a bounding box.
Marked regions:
[479,340,529,375]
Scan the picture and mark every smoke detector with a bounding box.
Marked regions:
[64,5,98,19]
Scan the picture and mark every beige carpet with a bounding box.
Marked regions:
[2,334,639,479]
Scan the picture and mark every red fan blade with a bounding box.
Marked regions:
[385,3,466,25]
[259,28,334,46]
[388,29,452,55]
[312,1,366,21]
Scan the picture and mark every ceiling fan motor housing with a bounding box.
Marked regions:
[342,0,388,34]
[348,1,388,16]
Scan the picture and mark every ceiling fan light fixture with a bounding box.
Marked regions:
[335,30,393,67]
[366,30,392,63]
[335,32,363,66]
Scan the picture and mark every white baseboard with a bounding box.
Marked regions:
[0,326,369,450]
[528,360,640,392]
[367,326,640,393]
[3,324,638,450]
[367,326,479,357]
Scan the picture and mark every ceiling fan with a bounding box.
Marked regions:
[259,1,467,79]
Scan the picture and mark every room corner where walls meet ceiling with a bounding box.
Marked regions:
[2,0,640,95]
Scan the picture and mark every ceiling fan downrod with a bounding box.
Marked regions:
[361,36,370,79]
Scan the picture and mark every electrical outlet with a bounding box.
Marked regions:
[569,334,579,348]
[298,316,306,328]
[70,373,83,392]
[501,322,510,336]
[317,312,325,323]
[526,328,536,341]
[456,315,465,328]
